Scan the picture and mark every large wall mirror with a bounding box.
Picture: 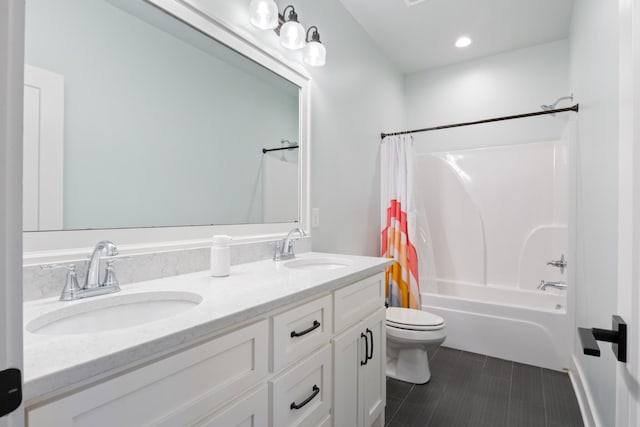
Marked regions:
[23,0,309,250]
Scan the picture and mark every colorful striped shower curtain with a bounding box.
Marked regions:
[381,135,421,309]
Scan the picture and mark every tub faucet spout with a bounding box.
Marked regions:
[538,280,567,291]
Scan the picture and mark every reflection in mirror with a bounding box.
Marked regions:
[24,0,300,232]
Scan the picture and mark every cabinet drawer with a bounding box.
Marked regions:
[194,384,268,427]
[334,273,384,333]
[270,345,332,427]
[272,295,332,372]
[28,320,269,427]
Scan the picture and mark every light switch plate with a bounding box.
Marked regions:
[311,208,320,228]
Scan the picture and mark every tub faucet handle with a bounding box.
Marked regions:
[547,254,567,274]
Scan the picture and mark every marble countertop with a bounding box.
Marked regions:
[23,252,392,403]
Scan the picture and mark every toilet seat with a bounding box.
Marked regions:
[386,307,445,331]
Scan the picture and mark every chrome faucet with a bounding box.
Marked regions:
[274,228,306,261]
[85,240,119,288]
[538,280,567,291]
[42,240,127,301]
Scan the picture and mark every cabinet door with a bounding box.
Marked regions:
[333,273,385,334]
[360,308,386,427]
[195,384,267,427]
[272,295,333,372]
[332,319,366,427]
[28,320,269,427]
[271,345,332,427]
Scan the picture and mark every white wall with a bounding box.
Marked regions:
[569,1,620,426]
[405,40,570,152]
[186,0,406,256]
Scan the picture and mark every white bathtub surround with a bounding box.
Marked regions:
[417,141,568,291]
[22,237,311,301]
[22,252,390,403]
[414,139,570,371]
[381,134,425,309]
[423,280,570,371]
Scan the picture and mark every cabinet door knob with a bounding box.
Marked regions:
[290,385,320,410]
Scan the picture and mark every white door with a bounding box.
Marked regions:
[22,65,64,231]
[0,0,25,426]
[616,1,640,425]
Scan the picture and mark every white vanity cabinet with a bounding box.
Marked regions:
[332,274,386,427]
[25,271,387,427]
[27,320,270,427]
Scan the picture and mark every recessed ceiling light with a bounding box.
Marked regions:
[455,36,472,48]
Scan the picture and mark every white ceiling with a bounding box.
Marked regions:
[338,0,575,74]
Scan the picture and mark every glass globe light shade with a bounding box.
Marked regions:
[249,0,278,30]
[303,41,326,67]
[280,20,306,50]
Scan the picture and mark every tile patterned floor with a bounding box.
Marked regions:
[385,347,584,427]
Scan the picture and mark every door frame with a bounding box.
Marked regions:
[0,0,25,425]
[616,0,640,425]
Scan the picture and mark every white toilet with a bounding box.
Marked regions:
[386,307,446,384]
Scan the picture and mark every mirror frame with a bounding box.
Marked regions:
[23,0,311,262]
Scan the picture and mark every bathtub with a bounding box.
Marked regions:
[422,280,571,371]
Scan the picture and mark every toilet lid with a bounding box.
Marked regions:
[386,307,444,330]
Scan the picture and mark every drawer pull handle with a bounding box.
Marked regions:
[290,320,321,338]
[366,328,374,361]
[290,385,320,410]
[360,332,368,366]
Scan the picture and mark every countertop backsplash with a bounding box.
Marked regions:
[23,237,312,301]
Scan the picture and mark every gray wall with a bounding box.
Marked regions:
[404,40,570,152]
[188,0,406,256]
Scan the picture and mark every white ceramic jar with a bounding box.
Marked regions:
[210,235,232,277]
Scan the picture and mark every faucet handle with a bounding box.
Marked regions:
[273,240,284,261]
[41,264,82,301]
[101,258,128,289]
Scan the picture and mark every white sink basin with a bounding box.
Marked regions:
[27,291,203,335]
[284,257,352,271]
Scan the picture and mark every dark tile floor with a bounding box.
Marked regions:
[385,347,584,427]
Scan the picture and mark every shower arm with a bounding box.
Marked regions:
[541,94,574,111]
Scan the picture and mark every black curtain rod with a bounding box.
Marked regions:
[380,104,579,139]
[262,144,299,154]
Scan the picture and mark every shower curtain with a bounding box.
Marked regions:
[381,135,422,309]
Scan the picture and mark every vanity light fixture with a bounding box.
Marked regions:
[455,36,472,48]
[249,3,327,67]
[279,5,306,50]
[303,26,326,67]
[249,0,279,30]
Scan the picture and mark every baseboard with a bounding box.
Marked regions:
[570,355,600,427]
